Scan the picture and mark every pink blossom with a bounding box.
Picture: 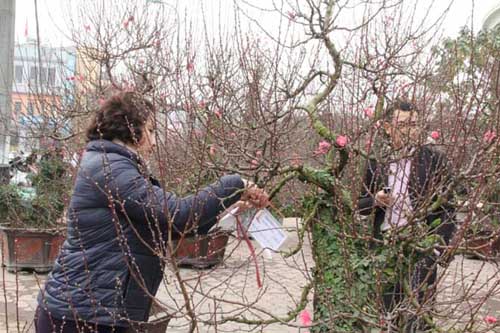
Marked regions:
[251,159,259,167]
[214,109,222,119]
[299,309,312,326]
[256,150,262,157]
[229,132,236,138]
[287,11,296,20]
[84,24,91,31]
[314,140,331,155]
[484,315,497,324]
[209,146,216,156]
[128,15,134,22]
[123,20,129,29]
[186,61,195,73]
[336,135,348,148]
[97,98,105,106]
[483,130,497,143]
[363,106,374,118]
[198,100,206,109]
[430,131,440,140]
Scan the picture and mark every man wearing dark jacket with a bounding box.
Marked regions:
[358,100,455,331]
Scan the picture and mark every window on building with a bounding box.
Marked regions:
[30,66,38,81]
[40,67,47,84]
[15,65,23,83]
[14,102,22,117]
[48,68,56,85]
[10,129,19,146]
[27,102,34,116]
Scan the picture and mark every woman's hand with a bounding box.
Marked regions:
[241,181,269,209]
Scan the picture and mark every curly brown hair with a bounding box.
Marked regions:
[86,92,154,144]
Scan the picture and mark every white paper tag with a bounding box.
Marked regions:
[247,209,287,251]
[215,208,287,251]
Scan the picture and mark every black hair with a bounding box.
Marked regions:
[384,99,418,120]
[86,92,154,144]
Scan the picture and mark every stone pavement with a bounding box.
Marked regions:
[0,218,499,332]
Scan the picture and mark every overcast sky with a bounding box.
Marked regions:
[13,0,500,47]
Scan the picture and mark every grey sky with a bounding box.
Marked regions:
[14,0,500,47]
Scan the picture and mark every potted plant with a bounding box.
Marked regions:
[0,150,69,273]
[465,197,500,259]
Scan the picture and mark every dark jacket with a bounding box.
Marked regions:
[38,140,244,326]
[358,145,455,244]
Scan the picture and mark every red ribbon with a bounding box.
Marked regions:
[235,214,262,288]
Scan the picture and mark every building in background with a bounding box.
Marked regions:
[10,39,76,154]
[0,0,16,168]
[482,3,500,31]
[70,47,112,146]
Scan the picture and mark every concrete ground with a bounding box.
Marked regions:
[0,218,499,332]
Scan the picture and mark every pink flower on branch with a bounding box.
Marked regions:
[363,106,374,118]
[186,60,195,73]
[484,315,497,324]
[84,24,91,32]
[430,131,440,140]
[299,309,312,326]
[214,108,222,119]
[287,11,296,21]
[483,130,497,144]
[314,140,331,155]
[123,15,134,29]
[336,135,349,148]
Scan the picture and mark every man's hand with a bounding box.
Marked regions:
[241,181,269,209]
[375,190,394,207]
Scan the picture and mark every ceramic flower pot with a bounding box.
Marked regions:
[0,226,64,273]
[171,229,230,269]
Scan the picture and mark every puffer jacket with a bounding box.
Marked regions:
[38,139,244,326]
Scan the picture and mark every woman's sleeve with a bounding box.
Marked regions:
[109,159,245,235]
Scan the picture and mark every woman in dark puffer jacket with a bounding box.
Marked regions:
[35,92,268,332]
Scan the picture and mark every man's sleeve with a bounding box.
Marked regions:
[358,159,378,215]
[430,150,456,245]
